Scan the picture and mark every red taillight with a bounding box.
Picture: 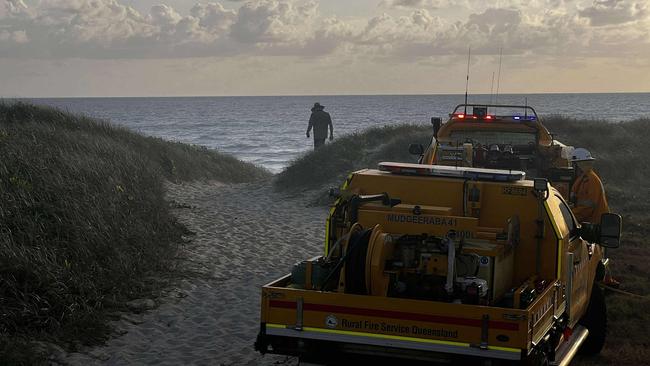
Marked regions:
[485,115,494,120]
[457,114,465,119]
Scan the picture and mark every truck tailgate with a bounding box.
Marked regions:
[260,275,533,361]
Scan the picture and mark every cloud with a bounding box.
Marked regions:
[357,9,441,46]
[578,0,648,26]
[4,0,28,14]
[0,29,28,43]
[149,4,183,28]
[0,0,648,61]
[190,3,237,33]
[229,0,317,43]
[379,0,443,9]
[0,0,350,58]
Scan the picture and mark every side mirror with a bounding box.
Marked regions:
[533,178,548,192]
[408,143,424,156]
[533,178,549,201]
[599,213,622,248]
[431,117,442,138]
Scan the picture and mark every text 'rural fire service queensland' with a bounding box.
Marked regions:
[339,318,459,338]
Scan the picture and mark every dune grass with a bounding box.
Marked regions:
[279,116,650,365]
[0,102,270,363]
[544,116,650,187]
[274,124,432,192]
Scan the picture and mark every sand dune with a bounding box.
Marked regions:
[61,181,328,365]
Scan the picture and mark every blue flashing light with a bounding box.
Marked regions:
[512,115,536,121]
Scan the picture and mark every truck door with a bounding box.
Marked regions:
[553,195,591,324]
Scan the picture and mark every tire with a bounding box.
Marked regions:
[523,347,550,366]
[578,283,607,355]
[519,342,550,366]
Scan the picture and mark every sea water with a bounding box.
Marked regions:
[23,93,650,173]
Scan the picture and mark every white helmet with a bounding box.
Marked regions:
[571,148,595,162]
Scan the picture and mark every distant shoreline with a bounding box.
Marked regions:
[6,91,650,99]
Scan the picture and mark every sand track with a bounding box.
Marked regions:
[64,181,327,365]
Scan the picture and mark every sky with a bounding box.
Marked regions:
[0,0,649,97]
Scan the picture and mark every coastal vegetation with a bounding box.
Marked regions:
[0,102,270,363]
[274,124,432,192]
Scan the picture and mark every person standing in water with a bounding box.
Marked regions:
[306,102,333,149]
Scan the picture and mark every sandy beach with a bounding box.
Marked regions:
[59,181,328,365]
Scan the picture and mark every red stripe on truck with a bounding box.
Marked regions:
[269,300,519,331]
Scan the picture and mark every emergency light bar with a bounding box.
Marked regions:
[378,162,526,182]
[450,104,540,123]
[452,114,536,122]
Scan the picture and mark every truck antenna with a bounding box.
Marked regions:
[495,47,503,105]
[489,71,495,105]
[464,47,471,114]
[524,97,528,119]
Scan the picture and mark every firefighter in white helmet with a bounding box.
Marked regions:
[570,148,610,224]
[570,148,620,287]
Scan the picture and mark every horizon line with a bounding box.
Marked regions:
[4,91,650,99]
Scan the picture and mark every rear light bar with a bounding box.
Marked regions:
[452,114,536,122]
[378,162,526,182]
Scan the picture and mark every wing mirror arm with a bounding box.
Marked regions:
[579,213,622,248]
[431,117,442,138]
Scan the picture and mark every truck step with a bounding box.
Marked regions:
[550,325,589,366]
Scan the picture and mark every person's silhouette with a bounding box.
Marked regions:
[306,102,333,148]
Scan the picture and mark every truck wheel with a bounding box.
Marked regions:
[578,283,607,355]
[524,348,549,366]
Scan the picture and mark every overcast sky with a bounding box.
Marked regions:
[1,0,649,97]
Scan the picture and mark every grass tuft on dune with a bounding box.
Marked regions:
[0,102,270,362]
[275,124,432,192]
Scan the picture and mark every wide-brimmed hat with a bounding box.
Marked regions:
[311,102,325,111]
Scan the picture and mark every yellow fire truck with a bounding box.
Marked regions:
[255,106,621,365]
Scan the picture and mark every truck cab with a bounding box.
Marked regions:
[256,163,621,365]
[417,104,575,198]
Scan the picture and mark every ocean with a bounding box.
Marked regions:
[23,93,650,173]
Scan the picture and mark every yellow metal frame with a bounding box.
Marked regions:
[261,275,531,349]
[266,323,521,358]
